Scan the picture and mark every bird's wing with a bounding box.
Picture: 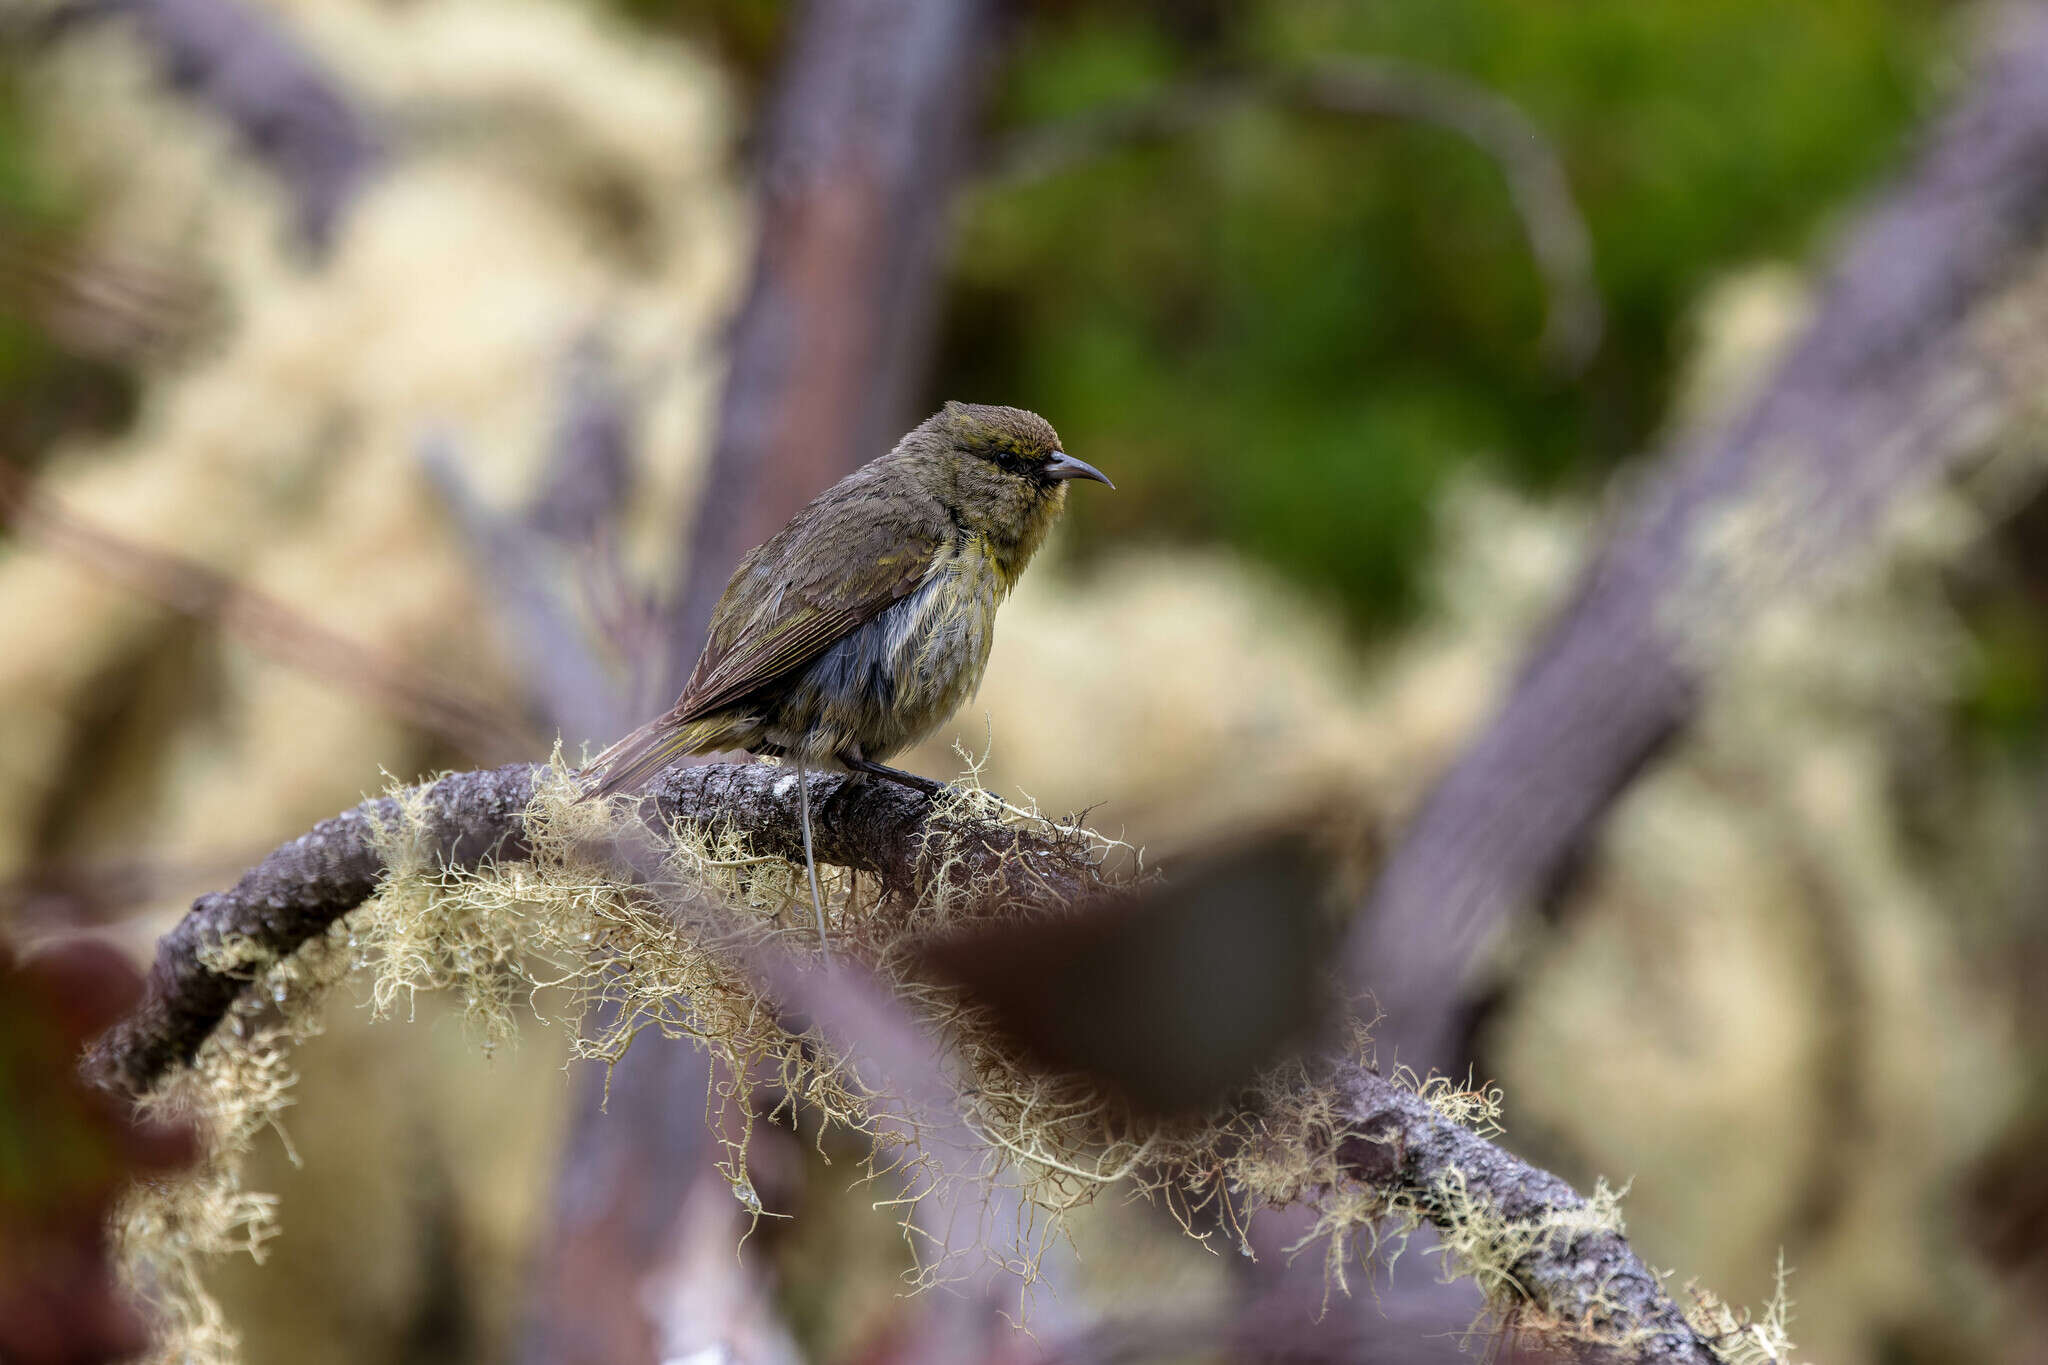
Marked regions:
[673,480,947,724]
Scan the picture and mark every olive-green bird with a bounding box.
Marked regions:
[584,402,1111,958]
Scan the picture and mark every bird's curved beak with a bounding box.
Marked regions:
[1045,451,1114,489]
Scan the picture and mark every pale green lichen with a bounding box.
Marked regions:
[116,921,356,1365]
[1685,1252,1802,1365]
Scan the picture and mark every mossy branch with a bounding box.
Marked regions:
[1330,1066,1713,1363]
[89,761,1753,1362]
[88,761,1095,1097]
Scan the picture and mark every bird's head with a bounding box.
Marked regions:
[909,402,1112,553]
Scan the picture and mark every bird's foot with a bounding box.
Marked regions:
[845,758,946,798]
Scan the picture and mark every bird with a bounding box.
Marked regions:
[583,401,1113,962]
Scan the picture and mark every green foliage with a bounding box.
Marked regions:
[0,75,68,430]
[939,0,1955,627]
[0,67,135,462]
[1960,597,2048,749]
[602,0,789,79]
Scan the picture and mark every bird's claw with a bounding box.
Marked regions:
[846,758,946,799]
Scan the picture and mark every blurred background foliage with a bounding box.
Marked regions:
[11,0,2048,1362]
[947,0,1957,624]
[0,70,138,461]
[0,0,1963,623]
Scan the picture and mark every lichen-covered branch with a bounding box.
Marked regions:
[86,764,542,1098]
[92,762,1735,1362]
[1330,1067,1723,1364]
[87,760,1091,1096]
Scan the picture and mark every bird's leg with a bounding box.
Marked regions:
[795,756,833,969]
[844,757,946,798]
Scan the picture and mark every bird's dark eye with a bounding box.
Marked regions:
[987,449,1029,475]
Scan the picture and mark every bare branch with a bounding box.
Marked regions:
[989,56,1602,371]
[418,432,629,749]
[1354,0,2048,1072]
[526,333,635,550]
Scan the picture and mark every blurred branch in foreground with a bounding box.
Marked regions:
[88,762,1737,1365]
[425,336,765,1365]
[666,0,1000,694]
[1356,0,2048,1074]
[426,353,755,1363]
[989,56,1602,373]
[0,464,532,763]
[735,934,1049,1363]
[35,0,382,252]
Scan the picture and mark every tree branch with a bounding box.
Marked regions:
[526,333,636,552]
[90,763,1727,1362]
[419,431,630,752]
[85,761,1083,1097]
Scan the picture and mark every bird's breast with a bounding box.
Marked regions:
[775,538,1003,764]
[886,538,1001,714]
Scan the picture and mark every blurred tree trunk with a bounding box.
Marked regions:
[1353,0,2048,1078]
[521,2,1001,1361]
[665,0,1001,696]
[1222,6,2048,1358]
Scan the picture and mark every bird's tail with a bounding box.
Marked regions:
[578,715,723,800]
